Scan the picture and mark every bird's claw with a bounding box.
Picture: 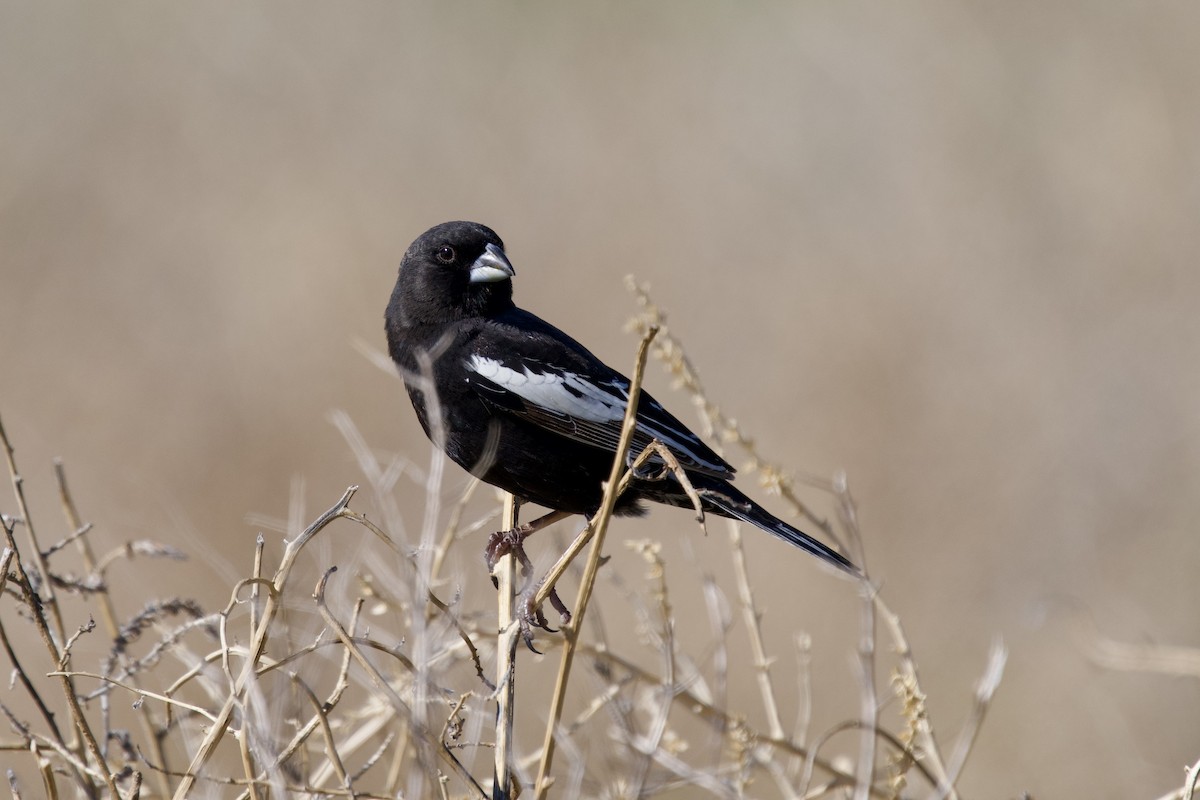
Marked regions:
[516,583,572,653]
[485,526,533,575]
[486,522,574,652]
[517,601,553,654]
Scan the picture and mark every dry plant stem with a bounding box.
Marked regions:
[385,728,409,796]
[46,671,217,720]
[728,523,787,742]
[171,486,359,800]
[1093,637,1200,676]
[529,439,697,616]
[278,602,364,795]
[873,595,957,798]
[168,485,481,798]
[1,420,118,799]
[0,546,66,743]
[855,579,878,800]
[237,539,269,797]
[943,639,1007,791]
[623,541,677,798]
[292,677,354,796]
[352,731,397,784]
[727,522,802,800]
[431,477,483,591]
[792,633,814,754]
[0,416,65,645]
[577,642,924,796]
[836,474,878,800]
[54,461,117,637]
[6,714,102,786]
[0,545,87,793]
[834,477,952,798]
[34,743,62,796]
[56,462,173,799]
[249,533,265,652]
[341,507,493,689]
[528,519,594,615]
[799,720,932,797]
[700,575,732,748]
[1183,756,1200,800]
[835,473,958,796]
[1081,610,1200,678]
[42,757,60,800]
[493,492,520,800]
[238,722,261,800]
[533,325,658,799]
[628,289,966,796]
[313,567,486,798]
[626,278,855,554]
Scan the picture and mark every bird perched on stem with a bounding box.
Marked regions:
[385,221,858,599]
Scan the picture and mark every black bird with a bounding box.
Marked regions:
[385,221,857,579]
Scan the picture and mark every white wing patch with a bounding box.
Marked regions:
[466,353,731,477]
[468,355,626,422]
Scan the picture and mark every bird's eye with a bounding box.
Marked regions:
[435,245,456,264]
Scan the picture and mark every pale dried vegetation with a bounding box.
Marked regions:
[2,283,1195,800]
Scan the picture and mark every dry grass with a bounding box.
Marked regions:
[2,284,1189,800]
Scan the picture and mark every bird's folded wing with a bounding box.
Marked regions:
[465,353,733,478]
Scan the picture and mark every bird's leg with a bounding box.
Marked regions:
[484,509,574,652]
[485,508,574,576]
[516,587,569,653]
[496,539,561,640]
[519,580,571,637]
[502,543,559,648]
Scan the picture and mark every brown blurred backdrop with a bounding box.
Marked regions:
[2,3,1197,797]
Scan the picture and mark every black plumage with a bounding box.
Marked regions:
[385,221,857,574]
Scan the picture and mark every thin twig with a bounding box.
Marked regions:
[55,459,173,796]
[1183,755,1200,800]
[839,479,877,800]
[529,439,702,618]
[942,638,1007,793]
[239,603,366,800]
[625,278,844,546]
[171,486,359,800]
[571,642,921,796]
[728,522,788,742]
[339,507,494,690]
[492,493,520,800]
[0,546,67,744]
[431,478,485,591]
[727,521,801,800]
[622,539,678,798]
[293,676,356,798]
[47,671,219,722]
[1,415,66,645]
[313,567,486,798]
[533,325,658,798]
[1,420,116,799]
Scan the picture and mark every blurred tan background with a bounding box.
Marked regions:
[2,2,1197,797]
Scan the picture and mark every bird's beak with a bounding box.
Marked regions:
[468,243,516,283]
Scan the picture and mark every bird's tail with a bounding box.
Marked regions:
[690,476,860,575]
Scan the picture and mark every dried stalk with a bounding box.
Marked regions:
[532,324,658,798]
[492,493,520,799]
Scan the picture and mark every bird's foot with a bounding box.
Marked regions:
[485,509,573,580]
[486,524,535,583]
[516,602,552,654]
[514,582,573,653]
[484,509,577,651]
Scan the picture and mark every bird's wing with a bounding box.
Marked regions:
[465,352,734,479]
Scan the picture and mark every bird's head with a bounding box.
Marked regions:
[392,221,516,325]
